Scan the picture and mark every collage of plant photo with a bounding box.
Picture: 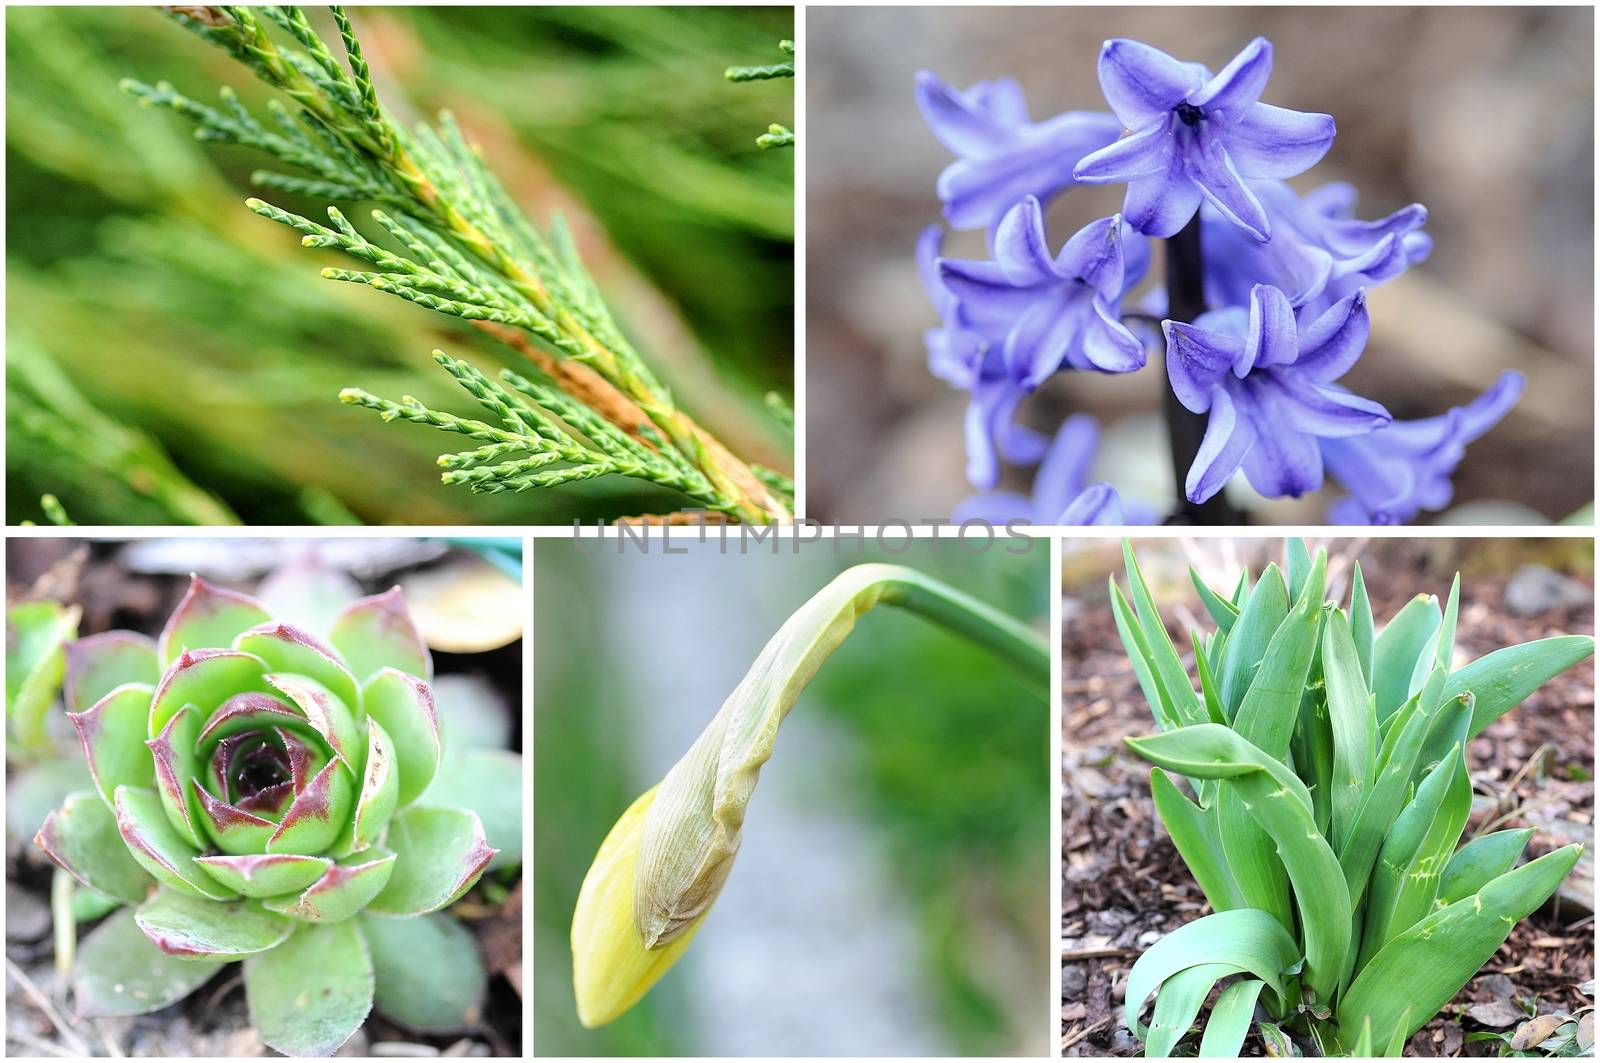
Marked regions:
[3,3,1598,1062]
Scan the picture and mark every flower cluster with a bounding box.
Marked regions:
[915,36,1522,524]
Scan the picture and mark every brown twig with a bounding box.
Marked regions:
[1062,1017,1111,1053]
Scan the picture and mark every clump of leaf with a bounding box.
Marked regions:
[124,6,789,524]
[30,575,507,1054]
[1110,539,1592,1057]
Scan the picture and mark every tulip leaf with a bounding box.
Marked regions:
[1150,769,1244,913]
[1371,594,1440,721]
[1110,579,1175,730]
[1147,962,1240,1057]
[74,906,227,1017]
[1218,563,1288,718]
[363,911,487,1033]
[245,921,374,1056]
[65,631,158,715]
[1123,908,1300,1040]
[1119,541,1203,726]
[1438,828,1533,906]
[1442,635,1596,741]
[1190,570,1239,633]
[368,805,494,916]
[135,888,294,957]
[7,600,80,751]
[1348,561,1374,685]
[35,790,155,905]
[68,683,156,808]
[113,784,235,900]
[422,747,523,870]
[194,852,330,898]
[1322,616,1374,850]
[1198,977,1266,1058]
[329,587,432,683]
[363,668,441,807]
[263,847,396,923]
[157,577,271,666]
[1339,844,1584,1052]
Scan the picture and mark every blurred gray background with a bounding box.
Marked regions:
[807,6,1594,524]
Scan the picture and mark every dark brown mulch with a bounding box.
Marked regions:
[1062,540,1595,1057]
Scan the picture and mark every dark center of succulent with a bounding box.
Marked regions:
[234,741,293,797]
[1175,101,1204,127]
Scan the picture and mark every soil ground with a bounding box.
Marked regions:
[1062,539,1595,1057]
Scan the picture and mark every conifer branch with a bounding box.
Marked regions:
[130,5,790,522]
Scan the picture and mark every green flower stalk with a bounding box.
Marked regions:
[32,576,498,1055]
[571,562,1048,1027]
[1109,540,1592,1056]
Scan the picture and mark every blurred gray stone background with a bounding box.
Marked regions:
[806,6,1594,524]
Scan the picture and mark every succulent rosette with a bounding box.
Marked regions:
[34,577,500,1055]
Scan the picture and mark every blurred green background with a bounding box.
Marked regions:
[533,538,1050,1056]
[6,6,793,525]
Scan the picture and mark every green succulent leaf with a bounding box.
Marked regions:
[135,888,294,957]
[7,600,80,750]
[265,755,356,855]
[157,576,271,666]
[194,852,331,898]
[262,846,397,923]
[368,805,495,916]
[348,717,400,852]
[74,906,228,1017]
[35,789,156,904]
[266,672,363,780]
[113,785,236,901]
[235,623,361,718]
[423,747,523,870]
[1339,844,1584,1053]
[329,587,432,683]
[245,921,375,1056]
[149,648,269,739]
[363,911,487,1033]
[363,668,442,807]
[65,631,159,714]
[7,757,93,843]
[147,704,206,848]
[68,683,157,807]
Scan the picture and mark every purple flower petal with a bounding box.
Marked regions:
[1226,102,1335,180]
[1293,289,1370,382]
[1243,283,1298,371]
[1074,118,1176,182]
[953,490,1034,525]
[916,226,950,312]
[1187,37,1273,122]
[1163,320,1243,412]
[1005,289,1091,387]
[1057,214,1126,300]
[1096,39,1202,129]
[993,196,1059,286]
[1321,437,1418,524]
[1271,376,1390,438]
[1122,148,1203,237]
[1058,483,1125,525]
[914,71,1016,156]
[1238,378,1324,497]
[1080,299,1147,373]
[1190,126,1270,242]
[1186,384,1255,503]
[938,259,1042,331]
[1032,415,1099,518]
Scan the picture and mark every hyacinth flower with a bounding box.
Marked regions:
[1164,283,1390,503]
[32,577,504,1055]
[1073,37,1335,241]
[1323,370,1526,524]
[914,223,1051,488]
[915,70,1122,232]
[1203,180,1431,312]
[954,415,1156,525]
[571,564,1049,1026]
[938,198,1150,388]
